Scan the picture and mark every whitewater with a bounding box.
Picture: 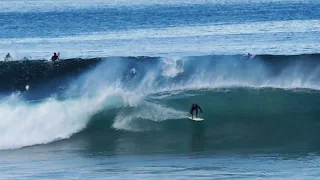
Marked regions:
[0,54,319,150]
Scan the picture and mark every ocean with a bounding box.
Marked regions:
[0,0,320,179]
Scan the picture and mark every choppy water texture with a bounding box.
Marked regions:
[0,0,320,179]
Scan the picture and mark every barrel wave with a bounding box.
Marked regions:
[0,54,319,152]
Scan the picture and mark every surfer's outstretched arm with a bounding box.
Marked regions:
[197,105,203,113]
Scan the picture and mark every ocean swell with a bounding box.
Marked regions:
[0,53,319,150]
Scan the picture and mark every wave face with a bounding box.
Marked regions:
[0,54,320,151]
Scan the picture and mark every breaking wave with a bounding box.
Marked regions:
[0,53,319,150]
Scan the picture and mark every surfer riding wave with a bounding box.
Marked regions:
[190,103,202,119]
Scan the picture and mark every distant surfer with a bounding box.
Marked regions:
[176,60,183,69]
[51,52,59,63]
[23,57,30,61]
[190,104,203,119]
[240,52,254,60]
[4,53,12,61]
[246,52,254,60]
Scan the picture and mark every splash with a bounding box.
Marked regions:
[0,85,140,150]
[112,102,186,132]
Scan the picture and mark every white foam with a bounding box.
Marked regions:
[161,57,184,78]
[0,84,140,150]
[112,102,186,132]
[0,97,93,149]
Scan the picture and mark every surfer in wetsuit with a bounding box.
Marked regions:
[51,52,59,63]
[190,104,202,119]
[4,53,12,61]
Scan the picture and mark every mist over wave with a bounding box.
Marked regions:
[0,54,319,150]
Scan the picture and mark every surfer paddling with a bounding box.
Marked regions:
[190,104,202,119]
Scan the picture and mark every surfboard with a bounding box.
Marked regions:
[188,117,204,121]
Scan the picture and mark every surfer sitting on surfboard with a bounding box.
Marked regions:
[190,103,202,119]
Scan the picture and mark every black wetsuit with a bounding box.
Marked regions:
[190,104,202,118]
[4,54,11,61]
[51,55,59,62]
